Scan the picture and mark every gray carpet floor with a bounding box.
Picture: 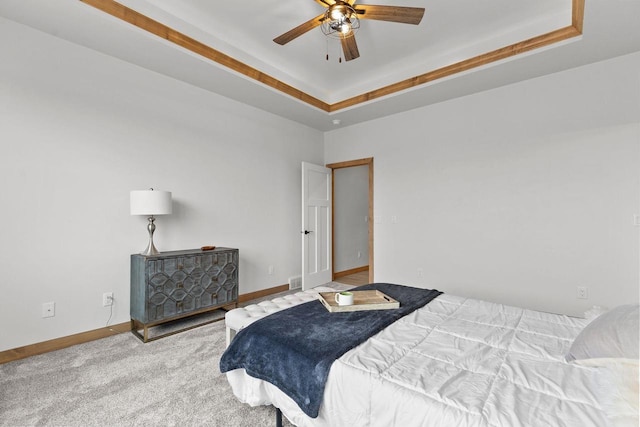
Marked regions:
[0,284,352,427]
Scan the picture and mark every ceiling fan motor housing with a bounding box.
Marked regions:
[322,2,360,37]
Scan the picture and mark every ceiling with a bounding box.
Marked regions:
[1,0,639,131]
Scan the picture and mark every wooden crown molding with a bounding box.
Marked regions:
[80,0,584,113]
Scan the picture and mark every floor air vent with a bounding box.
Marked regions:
[288,276,302,290]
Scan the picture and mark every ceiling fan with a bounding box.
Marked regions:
[273,0,425,62]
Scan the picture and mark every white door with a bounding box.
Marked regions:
[302,162,332,290]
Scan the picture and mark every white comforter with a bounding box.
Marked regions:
[226,294,638,427]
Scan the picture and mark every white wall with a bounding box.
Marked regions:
[1,19,638,353]
[325,52,640,317]
[0,18,323,352]
[334,165,369,272]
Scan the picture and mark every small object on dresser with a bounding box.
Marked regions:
[201,245,216,251]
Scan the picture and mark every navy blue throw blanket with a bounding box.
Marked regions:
[219,283,442,418]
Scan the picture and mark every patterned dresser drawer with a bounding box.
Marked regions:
[131,248,239,341]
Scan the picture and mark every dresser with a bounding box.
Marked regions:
[130,247,239,342]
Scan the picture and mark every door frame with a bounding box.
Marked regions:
[326,157,374,283]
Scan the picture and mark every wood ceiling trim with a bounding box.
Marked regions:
[330,25,582,112]
[572,0,585,34]
[79,0,331,112]
[80,0,584,114]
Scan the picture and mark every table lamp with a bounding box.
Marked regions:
[130,188,172,255]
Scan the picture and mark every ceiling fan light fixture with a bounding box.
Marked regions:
[321,2,360,39]
[329,5,347,21]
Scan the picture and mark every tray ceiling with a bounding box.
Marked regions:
[1,0,639,130]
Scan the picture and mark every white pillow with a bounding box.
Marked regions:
[566,304,639,362]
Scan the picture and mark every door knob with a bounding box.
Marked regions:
[302,230,313,235]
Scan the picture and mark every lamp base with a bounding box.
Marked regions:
[140,216,161,256]
[140,241,161,256]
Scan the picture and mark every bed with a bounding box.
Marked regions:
[220,284,639,427]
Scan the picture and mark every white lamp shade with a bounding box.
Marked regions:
[130,190,172,216]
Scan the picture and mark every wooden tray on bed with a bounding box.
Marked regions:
[318,290,400,312]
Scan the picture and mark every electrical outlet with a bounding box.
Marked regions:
[42,302,55,318]
[103,292,114,307]
[357,251,362,259]
[576,286,588,300]
[417,268,424,278]
[268,265,274,275]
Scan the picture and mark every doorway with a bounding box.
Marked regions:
[326,157,374,284]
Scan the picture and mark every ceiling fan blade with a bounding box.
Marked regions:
[355,4,425,25]
[273,13,325,45]
[340,32,360,61]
